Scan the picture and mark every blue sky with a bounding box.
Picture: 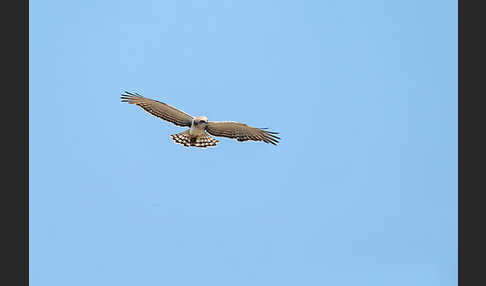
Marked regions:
[30,0,457,285]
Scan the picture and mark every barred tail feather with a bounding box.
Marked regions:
[170,131,219,148]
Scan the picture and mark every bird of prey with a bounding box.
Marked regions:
[121,91,280,148]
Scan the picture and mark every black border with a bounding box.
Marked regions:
[1,0,28,285]
[459,0,483,285]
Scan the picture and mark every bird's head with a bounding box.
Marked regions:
[193,116,209,126]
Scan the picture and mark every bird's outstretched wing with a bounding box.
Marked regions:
[206,121,280,145]
[121,91,193,127]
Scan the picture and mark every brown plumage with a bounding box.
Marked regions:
[206,122,280,145]
[121,92,192,127]
[121,91,280,148]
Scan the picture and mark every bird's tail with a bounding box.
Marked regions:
[170,130,219,148]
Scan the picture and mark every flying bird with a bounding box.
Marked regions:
[121,91,280,148]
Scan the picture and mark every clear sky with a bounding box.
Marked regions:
[30,0,457,285]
